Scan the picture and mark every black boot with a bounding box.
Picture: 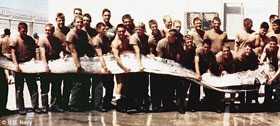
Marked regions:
[41,94,49,113]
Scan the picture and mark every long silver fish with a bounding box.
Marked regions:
[0,53,274,93]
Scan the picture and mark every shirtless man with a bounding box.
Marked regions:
[268,15,278,33]
[248,22,270,60]
[267,19,280,44]
[234,18,255,53]
[173,20,184,44]
[260,36,280,110]
[188,17,205,48]
[160,15,172,38]
[102,8,116,42]
[67,8,82,29]
[39,23,65,113]
[0,29,12,84]
[122,14,135,36]
[111,24,131,112]
[204,17,228,54]
[195,39,222,112]
[10,22,40,115]
[129,22,150,112]
[53,12,71,110]
[66,15,93,112]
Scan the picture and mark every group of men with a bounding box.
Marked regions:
[1,7,280,116]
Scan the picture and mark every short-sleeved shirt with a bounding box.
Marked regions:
[263,44,280,70]
[66,29,94,57]
[216,51,235,73]
[236,51,258,71]
[105,23,116,42]
[204,29,228,54]
[54,27,70,53]
[181,47,196,71]
[9,35,36,62]
[148,31,163,56]
[92,35,111,55]
[195,47,217,74]
[129,33,149,55]
[235,30,254,51]
[38,36,64,60]
[156,38,183,61]
[0,36,11,54]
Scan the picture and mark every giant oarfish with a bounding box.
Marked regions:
[0,53,274,93]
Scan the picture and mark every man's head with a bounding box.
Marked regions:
[244,42,253,56]
[116,24,126,39]
[96,22,106,35]
[259,22,269,36]
[45,23,55,37]
[244,18,253,30]
[83,13,92,28]
[272,19,280,32]
[212,17,221,31]
[183,34,193,50]
[4,28,10,36]
[167,29,177,43]
[173,20,181,32]
[73,8,82,17]
[163,15,172,29]
[221,44,231,59]
[122,14,133,30]
[148,19,159,35]
[269,36,278,51]
[193,17,202,30]
[135,22,146,36]
[102,8,111,23]
[73,15,83,30]
[202,39,212,54]
[269,14,278,24]
[56,13,66,28]
[18,22,28,38]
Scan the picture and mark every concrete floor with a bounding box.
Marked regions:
[1,80,280,126]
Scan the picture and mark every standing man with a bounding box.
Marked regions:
[53,12,71,111]
[66,15,93,112]
[67,8,82,29]
[234,18,255,53]
[111,24,132,112]
[102,8,116,42]
[10,22,40,115]
[122,14,135,36]
[188,17,205,48]
[267,19,280,44]
[180,35,196,112]
[268,15,278,33]
[129,22,150,112]
[160,15,172,38]
[148,19,163,57]
[173,20,184,44]
[204,17,228,54]
[82,13,98,39]
[156,29,184,114]
[39,24,65,113]
[0,28,12,84]
[195,39,222,112]
[92,22,114,111]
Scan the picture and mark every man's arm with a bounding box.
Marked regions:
[111,41,130,73]
[132,45,144,71]
[69,43,82,73]
[39,47,50,73]
[95,47,110,73]
[10,48,21,72]
[195,55,201,81]
[259,47,267,64]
